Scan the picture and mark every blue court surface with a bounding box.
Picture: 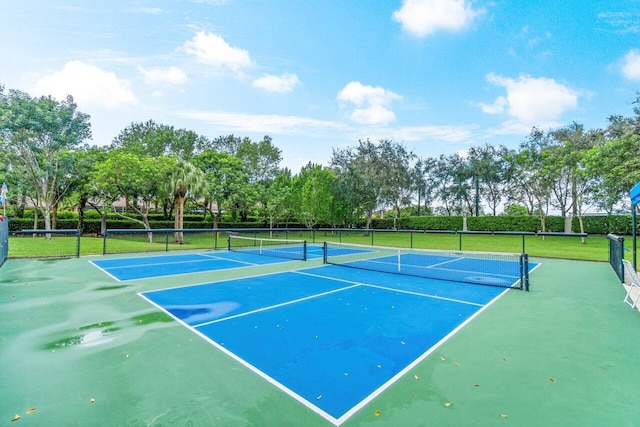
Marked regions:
[139,263,533,425]
[90,246,324,281]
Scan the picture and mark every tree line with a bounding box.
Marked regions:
[1,85,639,242]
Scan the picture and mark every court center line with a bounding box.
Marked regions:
[192,283,362,329]
[293,270,485,307]
[362,283,484,307]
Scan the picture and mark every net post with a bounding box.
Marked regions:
[103,229,108,255]
[323,241,328,264]
[165,231,169,251]
[303,240,307,261]
[227,235,231,251]
[76,229,81,258]
[521,253,529,291]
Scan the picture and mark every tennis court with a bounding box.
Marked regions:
[91,240,324,281]
[2,242,639,426]
[140,264,519,424]
[135,244,536,424]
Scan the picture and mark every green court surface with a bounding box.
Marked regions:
[1,253,639,426]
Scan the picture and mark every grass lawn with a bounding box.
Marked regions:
[6,229,630,262]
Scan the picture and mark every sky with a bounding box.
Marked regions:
[2,0,640,173]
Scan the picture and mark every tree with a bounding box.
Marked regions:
[0,87,91,234]
[264,169,293,229]
[331,140,384,231]
[111,120,209,160]
[66,145,110,233]
[166,160,207,243]
[377,140,416,228]
[211,135,282,222]
[92,151,173,240]
[433,153,472,216]
[467,144,510,216]
[508,129,553,231]
[193,150,251,227]
[294,163,335,228]
[412,157,438,216]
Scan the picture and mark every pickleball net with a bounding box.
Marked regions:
[323,241,529,290]
[228,234,307,261]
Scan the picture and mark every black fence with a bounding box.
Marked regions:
[0,216,8,268]
[6,227,593,260]
[607,234,625,282]
[9,229,81,259]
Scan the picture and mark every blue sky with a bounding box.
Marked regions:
[2,0,640,172]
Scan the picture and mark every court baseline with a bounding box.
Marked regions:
[140,264,509,424]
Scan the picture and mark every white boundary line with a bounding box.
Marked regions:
[88,259,123,282]
[137,289,342,425]
[137,265,515,425]
[293,270,484,306]
[192,283,361,328]
[90,251,303,282]
[335,286,511,425]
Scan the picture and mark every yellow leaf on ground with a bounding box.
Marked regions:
[414,374,420,380]
[444,402,451,407]
[500,413,508,418]
[440,356,446,361]
[549,377,556,383]
[11,414,20,422]
[26,408,36,414]
[374,410,381,416]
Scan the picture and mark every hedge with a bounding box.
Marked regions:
[368,215,632,234]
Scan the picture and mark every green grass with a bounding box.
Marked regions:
[314,230,621,262]
[7,229,629,262]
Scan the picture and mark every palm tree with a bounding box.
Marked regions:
[167,160,207,244]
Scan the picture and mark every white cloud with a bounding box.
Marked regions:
[337,82,402,125]
[252,73,300,92]
[190,0,229,4]
[480,73,578,124]
[621,49,640,80]
[180,110,347,135]
[30,60,137,108]
[392,0,483,37]
[183,31,252,73]
[598,11,640,34]
[391,124,474,142]
[139,66,188,85]
[128,7,163,14]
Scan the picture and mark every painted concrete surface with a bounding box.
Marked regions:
[1,254,639,426]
